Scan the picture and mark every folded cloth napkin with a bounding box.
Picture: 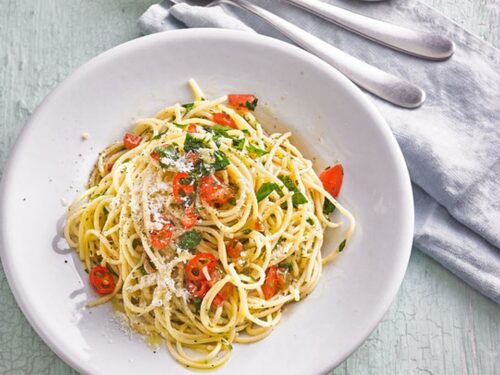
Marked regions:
[138,0,500,303]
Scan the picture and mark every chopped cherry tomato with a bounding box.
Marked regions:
[213,283,234,307]
[123,132,143,150]
[187,279,209,297]
[319,164,344,198]
[254,220,264,231]
[228,94,257,112]
[187,124,197,133]
[107,160,115,172]
[89,265,116,295]
[151,151,160,161]
[185,252,217,282]
[182,206,199,229]
[213,112,237,129]
[262,265,287,300]
[207,267,221,287]
[149,221,173,250]
[199,175,234,206]
[226,239,243,258]
[172,172,195,205]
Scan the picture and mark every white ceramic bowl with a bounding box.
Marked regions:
[0,29,413,375]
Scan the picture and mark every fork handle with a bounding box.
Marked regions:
[286,0,454,60]
[221,0,425,108]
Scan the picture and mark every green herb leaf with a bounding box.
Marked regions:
[232,138,245,151]
[173,123,187,130]
[246,143,268,157]
[245,98,258,111]
[152,130,168,140]
[256,182,282,202]
[178,230,202,251]
[154,144,180,168]
[292,191,308,206]
[213,150,230,170]
[279,262,293,272]
[181,103,194,111]
[242,228,252,235]
[323,199,336,215]
[241,129,250,135]
[338,239,347,253]
[90,192,103,201]
[279,176,308,207]
[193,297,203,313]
[306,217,314,225]
[221,338,233,350]
[138,265,146,275]
[184,133,206,152]
[212,125,232,138]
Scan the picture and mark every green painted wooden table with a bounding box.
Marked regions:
[0,1,498,374]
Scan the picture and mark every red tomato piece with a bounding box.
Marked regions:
[199,175,234,206]
[187,279,209,297]
[226,239,243,258]
[319,164,344,198]
[187,124,197,133]
[207,268,221,287]
[182,206,199,229]
[185,252,217,282]
[89,265,116,295]
[213,112,237,129]
[149,221,173,250]
[212,283,234,307]
[262,265,287,300]
[228,94,257,111]
[123,132,143,150]
[172,172,195,205]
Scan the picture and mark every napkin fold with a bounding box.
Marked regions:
[138,0,500,303]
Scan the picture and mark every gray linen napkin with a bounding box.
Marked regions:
[138,0,500,303]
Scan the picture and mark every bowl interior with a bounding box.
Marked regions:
[0,29,413,375]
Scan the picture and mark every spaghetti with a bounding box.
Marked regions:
[64,79,355,369]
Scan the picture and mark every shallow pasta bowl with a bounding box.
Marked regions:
[0,29,413,375]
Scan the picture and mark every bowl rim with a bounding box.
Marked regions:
[0,28,414,375]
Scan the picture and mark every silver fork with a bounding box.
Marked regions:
[171,0,426,108]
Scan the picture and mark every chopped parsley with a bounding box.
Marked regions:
[154,144,180,168]
[280,262,293,272]
[232,137,245,151]
[245,98,258,111]
[306,217,314,225]
[184,133,206,152]
[323,199,336,215]
[152,130,168,140]
[211,124,232,138]
[193,297,203,312]
[173,123,187,130]
[178,230,202,251]
[213,150,230,170]
[256,182,282,202]
[241,129,250,135]
[90,192,103,201]
[221,338,233,350]
[338,239,347,253]
[279,176,308,207]
[181,103,195,111]
[246,143,268,157]
[242,228,252,235]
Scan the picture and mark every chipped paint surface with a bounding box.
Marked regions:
[0,1,499,374]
